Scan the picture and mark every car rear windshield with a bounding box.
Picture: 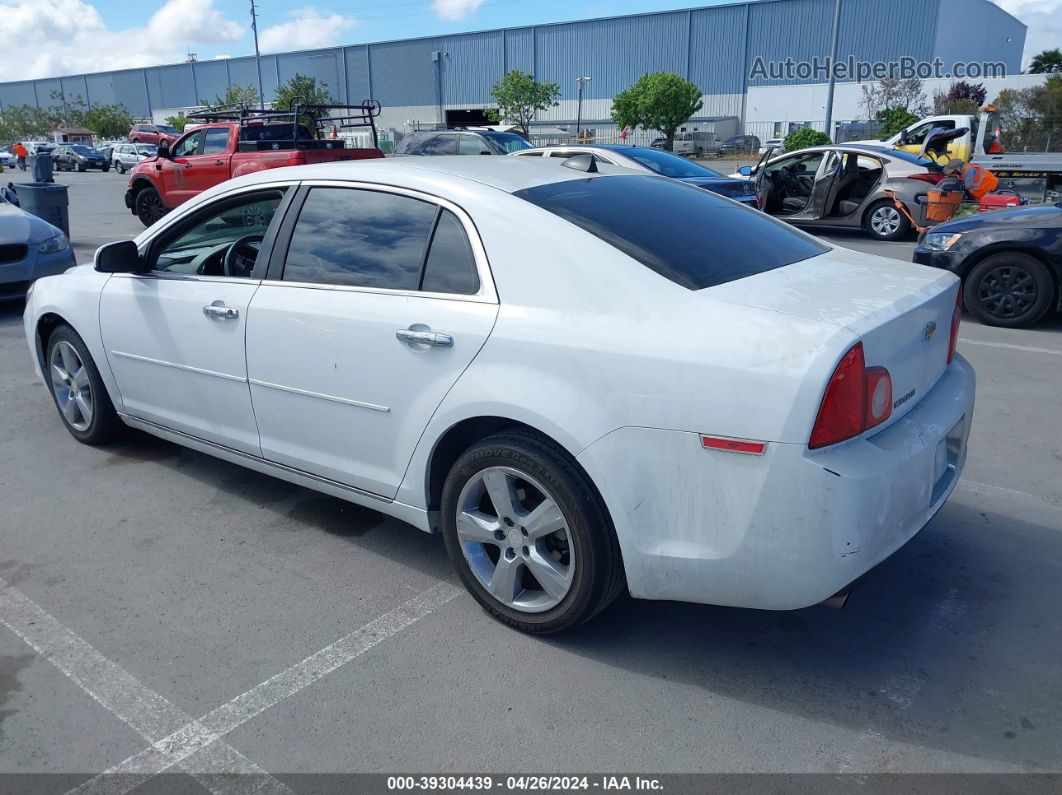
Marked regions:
[482,132,532,152]
[857,145,940,169]
[514,175,829,290]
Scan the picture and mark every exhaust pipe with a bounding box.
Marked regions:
[820,589,851,609]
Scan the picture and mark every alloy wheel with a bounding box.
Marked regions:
[49,341,93,432]
[977,264,1037,320]
[455,466,575,613]
[870,206,901,237]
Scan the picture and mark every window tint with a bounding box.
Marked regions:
[459,135,491,155]
[202,127,230,155]
[153,190,286,276]
[514,175,829,291]
[421,210,479,294]
[422,135,457,155]
[173,131,203,157]
[283,188,437,289]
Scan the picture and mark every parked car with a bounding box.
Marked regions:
[740,144,944,241]
[673,131,721,156]
[718,135,762,156]
[52,144,110,172]
[25,157,973,633]
[762,138,785,155]
[0,147,16,168]
[913,202,1062,327]
[128,123,180,147]
[111,142,156,173]
[0,191,75,301]
[649,137,668,150]
[125,103,384,226]
[394,129,533,156]
[96,140,125,164]
[511,144,759,206]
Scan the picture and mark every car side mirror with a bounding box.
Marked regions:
[156,141,170,159]
[94,240,141,273]
[738,165,752,177]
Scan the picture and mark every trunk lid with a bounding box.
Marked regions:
[706,247,959,428]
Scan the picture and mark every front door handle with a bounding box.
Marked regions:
[203,304,239,320]
[396,328,453,347]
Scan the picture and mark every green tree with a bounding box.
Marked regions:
[878,107,921,138]
[0,104,55,140]
[203,83,261,109]
[274,73,334,110]
[784,127,832,151]
[1028,48,1062,74]
[48,90,86,128]
[165,112,189,133]
[611,72,702,150]
[83,104,135,139]
[487,69,560,138]
[932,81,987,115]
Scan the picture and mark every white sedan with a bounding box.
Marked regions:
[23,157,974,633]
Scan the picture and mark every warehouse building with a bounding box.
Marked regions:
[0,0,1029,143]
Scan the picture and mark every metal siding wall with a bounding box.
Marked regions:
[156,64,197,108]
[84,74,117,107]
[441,31,504,105]
[370,38,442,108]
[934,0,1024,74]
[276,50,344,100]
[689,5,749,95]
[836,0,936,81]
[534,12,687,100]
[345,45,371,102]
[191,60,229,106]
[110,71,150,116]
[35,79,62,106]
[59,75,88,104]
[746,0,833,87]
[0,81,38,109]
[504,27,533,73]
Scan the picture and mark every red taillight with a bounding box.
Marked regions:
[948,289,962,363]
[907,173,945,184]
[809,342,893,449]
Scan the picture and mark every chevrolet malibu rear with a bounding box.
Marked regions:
[23,159,973,634]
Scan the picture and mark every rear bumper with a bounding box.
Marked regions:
[577,355,975,610]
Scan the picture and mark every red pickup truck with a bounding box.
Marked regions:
[125,103,384,226]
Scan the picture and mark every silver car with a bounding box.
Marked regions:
[111,143,157,174]
[740,144,943,241]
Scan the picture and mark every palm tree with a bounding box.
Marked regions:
[1029,49,1062,74]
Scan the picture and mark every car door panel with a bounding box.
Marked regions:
[100,276,262,453]
[160,130,205,206]
[246,288,497,496]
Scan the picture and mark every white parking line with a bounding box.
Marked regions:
[0,577,290,795]
[958,338,1062,356]
[958,479,1062,509]
[75,582,462,792]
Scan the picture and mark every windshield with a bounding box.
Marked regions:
[71,146,97,155]
[515,175,828,290]
[483,132,532,153]
[135,144,157,155]
[157,126,179,134]
[625,148,723,178]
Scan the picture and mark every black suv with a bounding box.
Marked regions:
[52,145,109,172]
[718,135,762,156]
[394,129,533,156]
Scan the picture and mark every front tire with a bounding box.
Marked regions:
[963,252,1055,328]
[77,162,86,172]
[440,431,624,633]
[116,161,125,174]
[45,325,124,445]
[863,199,911,241]
[135,186,166,227]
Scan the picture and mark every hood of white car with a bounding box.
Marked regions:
[0,201,62,245]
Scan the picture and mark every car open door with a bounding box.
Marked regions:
[747,145,777,209]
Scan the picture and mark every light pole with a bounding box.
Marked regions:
[575,76,591,142]
[823,0,842,141]
[250,0,265,107]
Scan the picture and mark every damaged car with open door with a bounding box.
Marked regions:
[740,131,963,241]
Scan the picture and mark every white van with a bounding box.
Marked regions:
[672,131,721,156]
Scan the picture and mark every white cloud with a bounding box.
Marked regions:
[995,0,1062,66]
[0,0,244,81]
[258,6,358,53]
[432,0,487,22]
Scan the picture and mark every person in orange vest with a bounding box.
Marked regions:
[12,142,28,170]
[961,162,998,202]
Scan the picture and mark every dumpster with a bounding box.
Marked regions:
[26,153,55,183]
[14,182,69,237]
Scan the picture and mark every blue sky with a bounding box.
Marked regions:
[1,0,1052,82]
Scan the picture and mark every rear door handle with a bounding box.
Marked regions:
[396,329,453,347]
[203,304,239,320]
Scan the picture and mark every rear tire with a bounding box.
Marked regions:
[440,431,625,633]
[963,252,1055,328]
[45,325,124,445]
[135,186,165,227]
[116,161,125,174]
[863,199,912,241]
[77,162,86,172]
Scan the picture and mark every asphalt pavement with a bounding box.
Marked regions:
[0,168,1059,788]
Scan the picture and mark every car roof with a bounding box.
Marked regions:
[216,154,635,196]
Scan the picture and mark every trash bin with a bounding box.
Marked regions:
[14,182,69,237]
[28,152,54,183]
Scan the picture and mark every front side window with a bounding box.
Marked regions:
[172,131,203,158]
[283,188,438,289]
[514,175,828,291]
[422,135,457,155]
[459,135,491,155]
[151,189,286,277]
[202,128,231,155]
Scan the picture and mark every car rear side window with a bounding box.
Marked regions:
[421,210,479,294]
[514,175,829,290]
[283,188,438,290]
